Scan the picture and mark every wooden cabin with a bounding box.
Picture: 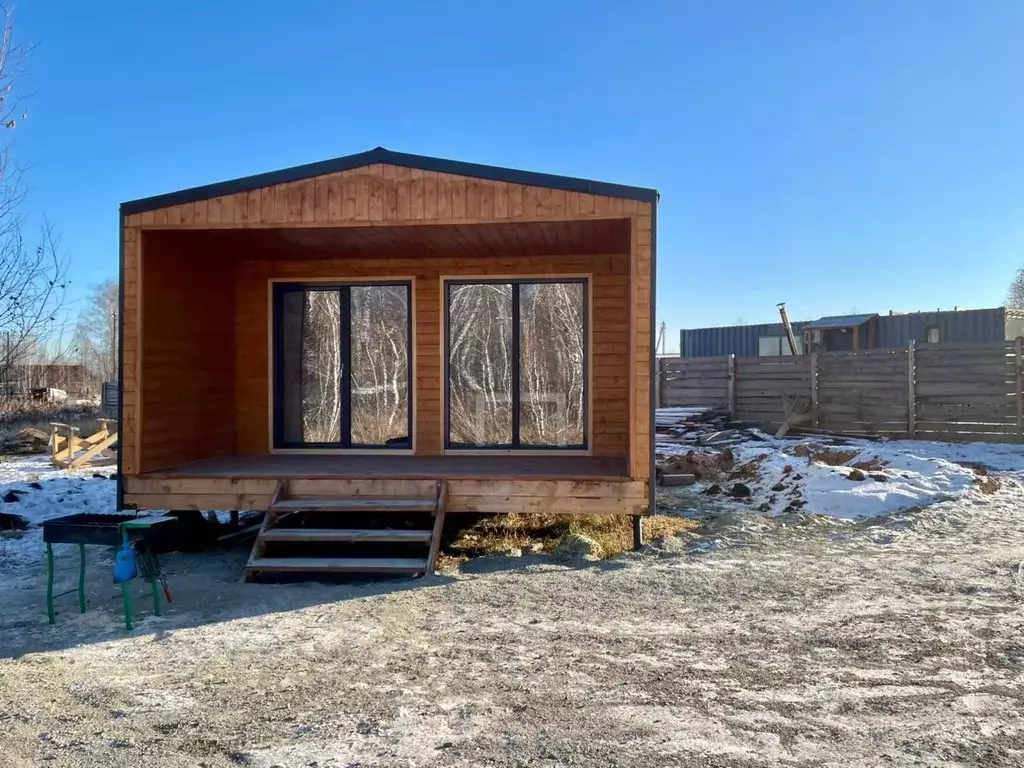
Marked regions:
[117,148,657,577]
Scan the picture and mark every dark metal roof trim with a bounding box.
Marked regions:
[805,313,879,330]
[120,147,659,214]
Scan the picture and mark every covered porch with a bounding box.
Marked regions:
[119,149,655,531]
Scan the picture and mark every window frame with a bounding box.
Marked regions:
[270,280,414,451]
[443,276,590,452]
[758,335,782,356]
[758,334,805,356]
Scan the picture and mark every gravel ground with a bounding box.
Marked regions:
[2,476,1024,767]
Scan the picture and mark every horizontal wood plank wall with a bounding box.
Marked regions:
[235,253,631,460]
[138,232,237,471]
[659,357,731,408]
[124,163,644,229]
[734,356,814,426]
[123,476,648,515]
[816,349,909,435]
[658,342,1024,443]
[913,342,1018,441]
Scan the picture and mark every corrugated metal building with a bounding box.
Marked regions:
[681,307,1024,357]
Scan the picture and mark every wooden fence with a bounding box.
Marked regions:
[657,340,1024,443]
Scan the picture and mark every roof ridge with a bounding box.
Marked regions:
[121,147,658,214]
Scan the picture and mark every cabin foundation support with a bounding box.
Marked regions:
[631,515,644,550]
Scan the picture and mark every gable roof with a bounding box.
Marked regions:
[120,147,658,215]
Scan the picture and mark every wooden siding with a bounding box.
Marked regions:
[124,163,644,229]
[234,253,630,458]
[124,475,647,516]
[121,162,654,485]
[136,232,236,472]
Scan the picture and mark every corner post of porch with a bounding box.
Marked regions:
[631,515,644,550]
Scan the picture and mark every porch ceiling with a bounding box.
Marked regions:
[149,218,632,259]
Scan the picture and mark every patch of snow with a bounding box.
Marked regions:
[661,435,1024,522]
[738,442,977,519]
[0,455,117,581]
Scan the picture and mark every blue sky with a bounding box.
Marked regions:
[16,1,1024,350]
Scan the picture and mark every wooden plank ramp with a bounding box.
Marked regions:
[244,479,448,581]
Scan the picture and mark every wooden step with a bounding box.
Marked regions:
[258,528,432,543]
[246,557,427,574]
[270,496,437,513]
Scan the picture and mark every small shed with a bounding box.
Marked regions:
[803,314,879,353]
[117,148,657,575]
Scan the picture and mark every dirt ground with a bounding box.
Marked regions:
[2,478,1024,767]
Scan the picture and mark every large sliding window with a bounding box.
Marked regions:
[445,278,587,450]
[273,282,411,449]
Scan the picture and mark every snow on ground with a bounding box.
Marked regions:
[0,454,116,578]
[2,442,1024,765]
[733,440,981,519]
[658,434,1024,521]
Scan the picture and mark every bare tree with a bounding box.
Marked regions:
[448,284,513,445]
[519,282,584,445]
[447,282,584,447]
[300,290,342,443]
[75,280,118,384]
[350,285,408,445]
[0,220,70,399]
[279,287,408,445]
[0,8,72,405]
[1007,268,1024,309]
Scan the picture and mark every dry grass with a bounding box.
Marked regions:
[851,456,887,472]
[793,443,861,466]
[0,403,101,442]
[659,447,735,480]
[439,513,698,569]
[976,476,1001,494]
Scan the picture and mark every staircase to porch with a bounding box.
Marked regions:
[244,479,448,581]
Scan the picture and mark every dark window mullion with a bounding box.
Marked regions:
[272,287,285,446]
[340,287,352,447]
[511,284,521,448]
[406,284,414,447]
[444,283,451,448]
[582,282,589,448]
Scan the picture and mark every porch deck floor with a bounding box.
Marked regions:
[144,454,629,481]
